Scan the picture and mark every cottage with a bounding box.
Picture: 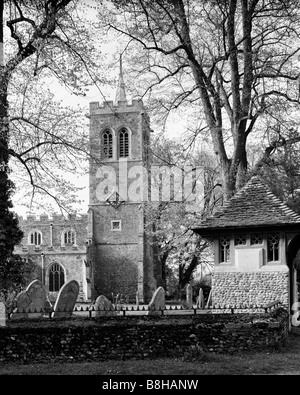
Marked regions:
[193,175,300,318]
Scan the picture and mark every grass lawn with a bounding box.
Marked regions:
[1,333,300,375]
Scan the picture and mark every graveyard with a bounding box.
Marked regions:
[0,275,290,364]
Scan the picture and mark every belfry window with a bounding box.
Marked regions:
[103,130,113,158]
[49,263,65,292]
[119,128,129,158]
[28,231,42,246]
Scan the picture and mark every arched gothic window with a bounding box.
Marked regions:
[63,229,76,245]
[49,263,65,292]
[119,128,129,158]
[103,130,113,158]
[267,233,280,262]
[220,235,230,263]
[28,230,42,246]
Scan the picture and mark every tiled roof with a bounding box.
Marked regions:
[193,176,300,232]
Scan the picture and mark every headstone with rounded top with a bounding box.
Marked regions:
[206,289,212,308]
[11,280,48,319]
[147,286,165,315]
[197,288,205,309]
[94,295,116,316]
[53,280,79,318]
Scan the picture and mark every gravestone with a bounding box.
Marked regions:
[0,302,5,327]
[206,289,212,308]
[53,280,79,318]
[186,283,193,309]
[147,286,165,316]
[94,295,116,316]
[197,288,205,309]
[11,280,48,319]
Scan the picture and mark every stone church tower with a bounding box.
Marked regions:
[87,60,161,302]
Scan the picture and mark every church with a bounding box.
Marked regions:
[14,63,162,304]
[13,64,300,315]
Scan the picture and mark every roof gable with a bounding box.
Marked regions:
[194,176,300,232]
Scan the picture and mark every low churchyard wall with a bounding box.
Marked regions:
[0,308,289,363]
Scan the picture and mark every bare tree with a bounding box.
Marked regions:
[106,0,300,200]
[8,71,89,213]
[0,0,103,262]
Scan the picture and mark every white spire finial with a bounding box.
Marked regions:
[115,54,127,104]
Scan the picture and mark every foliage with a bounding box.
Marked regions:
[8,71,89,213]
[256,140,300,214]
[0,287,19,310]
[181,344,208,363]
[144,137,216,295]
[0,1,116,270]
[1,1,112,214]
[0,179,23,258]
[0,254,36,291]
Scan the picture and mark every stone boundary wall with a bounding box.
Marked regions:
[0,309,289,363]
[212,272,289,308]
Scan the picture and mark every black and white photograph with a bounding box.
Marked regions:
[0,0,300,379]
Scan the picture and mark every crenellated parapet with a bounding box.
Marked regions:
[18,213,88,226]
[89,99,145,115]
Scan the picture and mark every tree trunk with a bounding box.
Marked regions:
[0,3,23,262]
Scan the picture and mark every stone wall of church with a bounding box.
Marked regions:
[94,244,140,301]
[14,214,89,301]
[212,271,289,308]
[17,214,88,247]
[91,204,159,303]
[91,203,143,301]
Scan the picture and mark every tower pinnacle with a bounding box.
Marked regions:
[114,54,127,104]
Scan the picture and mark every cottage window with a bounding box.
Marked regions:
[267,233,280,261]
[220,235,230,263]
[103,130,113,158]
[119,128,129,158]
[235,234,247,246]
[251,233,263,245]
[49,263,65,292]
